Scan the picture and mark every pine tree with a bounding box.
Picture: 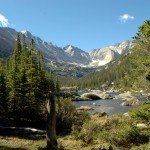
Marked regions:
[0,59,8,115]
[38,50,49,95]
[55,75,60,92]
[49,72,55,92]
[7,33,22,120]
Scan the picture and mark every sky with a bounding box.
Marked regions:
[0,0,150,52]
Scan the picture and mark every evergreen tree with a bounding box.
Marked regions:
[55,75,60,92]
[49,72,55,92]
[0,59,8,115]
[5,37,48,121]
[7,33,22,120]
[38,50,49,94]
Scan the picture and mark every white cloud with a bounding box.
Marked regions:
[119,14,135,23]
[0,14,9,27]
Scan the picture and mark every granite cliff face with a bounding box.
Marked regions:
[0,27,131,68]
[89,40,131,66]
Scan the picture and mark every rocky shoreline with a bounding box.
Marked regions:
[74,91,147,105]
[73,91,149,112]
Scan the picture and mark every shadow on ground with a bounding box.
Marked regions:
[0,146,27,150]
[0,127,46,140]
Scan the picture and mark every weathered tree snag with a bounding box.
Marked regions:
[46,91,57,150]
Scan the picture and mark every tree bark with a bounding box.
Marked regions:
[46,91,57,150]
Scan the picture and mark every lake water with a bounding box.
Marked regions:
[74,99,134,115]
[74,92,147,115]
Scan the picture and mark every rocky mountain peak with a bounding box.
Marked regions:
[63,45,91,65]
[21,30,32,38]
[89,40,131,66]
[0,27,131,68]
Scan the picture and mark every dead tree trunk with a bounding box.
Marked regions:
[46,91,57,150]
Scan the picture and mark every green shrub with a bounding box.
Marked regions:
[98,122,142,147]
[84,94,101,100]
[73,114,148,147]
[131,141,150,150]
[129,102,150,123]
[56,97,76,131]
[56,97,90,132]
[78,121,102,144]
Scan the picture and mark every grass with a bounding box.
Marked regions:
[0,112,149,150]
[0,129,46,150]
[0,136,45,150]
[0,135,107,150]
[0,128,149,150]
[0,127,114,150]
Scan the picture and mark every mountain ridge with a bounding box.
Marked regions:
[0,27,131,67]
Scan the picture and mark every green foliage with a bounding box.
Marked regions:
[55,75,60,92]
[71,111,90,138]
[0,60,8,111]
[129,101,150,123]
[72,114,148,147]
[0,59,8,116]
[84,94,100,100]
[131,141,150,150]
[49,72,55,92]
[98,122,141,147]
[0,36,49,121]
[56,97,90,132]
[56,97,76,130]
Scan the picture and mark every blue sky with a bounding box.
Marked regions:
[0,0,150,52]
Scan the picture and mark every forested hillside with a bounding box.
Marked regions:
[62,20,150,93]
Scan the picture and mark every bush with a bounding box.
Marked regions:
[56,97,90,132]
[56,97,76,131]
[131,141,150,150]
[84,94,101,100]
[71,111,90,139]
[98,122,142,147]
[73,114,148,147]
[129,101,150,123]
[76,121,101,144]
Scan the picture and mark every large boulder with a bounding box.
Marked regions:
[121,99,141,106]
[116,92,141,106]
[115,91,133,100]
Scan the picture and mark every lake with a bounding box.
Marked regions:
[74,92,147,115]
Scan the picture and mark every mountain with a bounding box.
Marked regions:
[63,45,91,65]
[89,40,131,66]
[0,27,16,57]
[0,27,131,67]
[0,27,91,66]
